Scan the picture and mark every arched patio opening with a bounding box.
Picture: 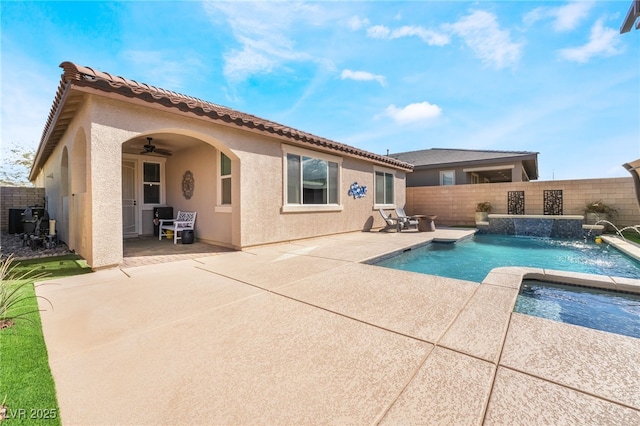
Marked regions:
[119,129,239,250]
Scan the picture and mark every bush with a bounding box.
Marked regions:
[583,200,618,218]
[475,202,493,213]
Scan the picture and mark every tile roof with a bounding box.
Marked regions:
[30,62,412,179]
[388,148,538,167]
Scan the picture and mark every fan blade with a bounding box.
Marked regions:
[155,148,172,156]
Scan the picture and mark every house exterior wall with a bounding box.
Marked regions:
[406,177,640,227]
[407,160,526,186]
[165,143,235,247]
[36,93,407,268]
[33,99,95,264]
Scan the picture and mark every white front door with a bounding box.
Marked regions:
[122,160,138,237]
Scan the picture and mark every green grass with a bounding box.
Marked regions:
[1,255,91,425]
[621,230,640,245]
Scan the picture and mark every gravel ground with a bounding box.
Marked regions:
[1,232,73,261]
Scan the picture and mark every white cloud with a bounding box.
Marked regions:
[558,19,623,63]
[446,10,522,69]
[367,24,450,46]
[385,102,442,124]
[524,1,594,32]
[204,1,328,83]
[348,16,369,31]
[341,69,386,86]
[367,25,391,39]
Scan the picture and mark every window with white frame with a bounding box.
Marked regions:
[471,173,480,184]
[143,162,162,204]
[219,152,232,207]
[375,170,394,205]
[440,170,455,186]
[283,146,341,209]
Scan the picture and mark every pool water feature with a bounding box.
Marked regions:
[515,280,640,339]
[373,234,640,283]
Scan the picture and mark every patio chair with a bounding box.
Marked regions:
[159,211,197,244]
[379,209,400,232]
[395,208,419,231]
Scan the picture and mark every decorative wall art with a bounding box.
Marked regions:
[544,190,563,215]
[508,191,525,215]
[348,182,367,199]
[182,170,194,199]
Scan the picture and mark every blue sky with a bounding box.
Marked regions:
[2,1,639,181]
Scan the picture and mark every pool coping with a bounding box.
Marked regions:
[483,266,640,295]
[602,235,640,262]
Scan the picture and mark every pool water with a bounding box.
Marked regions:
[374,234,640,282]
[515,280,640,339]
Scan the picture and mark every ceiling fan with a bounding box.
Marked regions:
[140,137,172,156]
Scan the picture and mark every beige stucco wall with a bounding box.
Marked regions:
[407,177,640,227]
[33,99,97,265]
[37,92,407,267]
[165,143,236,247]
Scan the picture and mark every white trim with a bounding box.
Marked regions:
[122,154,167,236]
[282,204,344,213]
[282,144,342,164]
[440,170,455,186]
[373,166,396,208]
[282,144,343,210]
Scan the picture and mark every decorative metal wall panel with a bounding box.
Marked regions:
[508,191,525,215]
[544,190,563,215]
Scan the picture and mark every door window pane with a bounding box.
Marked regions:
[143,162,161,204]
[144,184,160,204]
[143,163,160,182]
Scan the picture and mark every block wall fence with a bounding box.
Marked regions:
[406,177,640,228]
[0,186,46,232]
[2,179,639,233]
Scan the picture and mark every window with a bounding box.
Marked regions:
[440,170,455,186]
[471,173,480,184]
[283,146,342,211]
[143,162,161,204]
[219,152,232,206]
[375,170,394,205]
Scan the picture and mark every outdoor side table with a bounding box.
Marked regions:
[414,215,437,232]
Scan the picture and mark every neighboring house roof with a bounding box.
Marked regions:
[620,0,640,33]
[388,148,539,180]
[30,62,413,180]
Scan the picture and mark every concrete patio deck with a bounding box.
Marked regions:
[37,229,640,425]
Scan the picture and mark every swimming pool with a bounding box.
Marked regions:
[515,280,640,339]
[373,234,640,282]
